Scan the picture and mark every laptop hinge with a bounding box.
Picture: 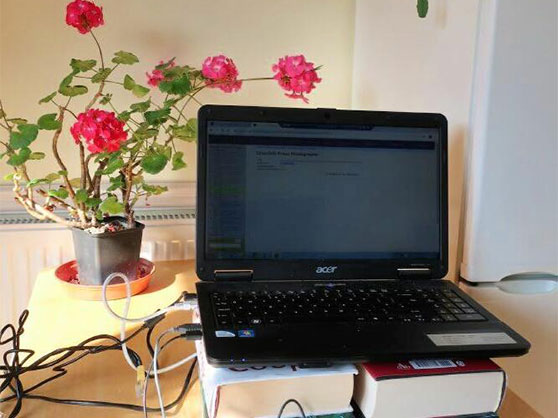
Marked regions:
[214,269,253,281]
[397,268,432,279]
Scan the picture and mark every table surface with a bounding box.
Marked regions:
[0,260,542,418]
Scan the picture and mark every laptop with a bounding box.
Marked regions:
[195,105,530,367]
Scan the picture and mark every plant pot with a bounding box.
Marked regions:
[71,216,145,286]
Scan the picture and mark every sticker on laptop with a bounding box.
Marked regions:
[215,330,236,338]
[427,332,516,346]
[238,329,255,338]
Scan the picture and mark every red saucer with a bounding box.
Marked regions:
[54,258,155,301]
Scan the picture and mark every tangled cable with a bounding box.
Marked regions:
[0,298,197,418]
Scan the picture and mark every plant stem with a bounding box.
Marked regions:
[90,29,105,69]
[0,100,12,131]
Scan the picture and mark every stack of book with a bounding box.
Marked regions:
[196,341,357,418]
[196,340,505,418]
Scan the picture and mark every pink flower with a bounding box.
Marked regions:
[201,55,242,93]
[272,55,321,103]
[146,59,175,87]
[71,109,127,154]
[65,0,104,34]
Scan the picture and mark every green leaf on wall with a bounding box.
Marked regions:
[38,92,57,105]
[9,124,39,149]
[112,51,139,65]
[70,58,97,72]
[141,150,168,174]
[132,84,150,98]
[37,114,62,130]
[171,151,187,170]
[417,0,428,18]
[144,108,170,125]
[91,68,113,83]
[7,148,31,166]
[123,74,136,90]
[29,152,45,160]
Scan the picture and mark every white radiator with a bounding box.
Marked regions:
[0,209,196,327]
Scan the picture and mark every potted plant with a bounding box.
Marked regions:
[0,0,322,285]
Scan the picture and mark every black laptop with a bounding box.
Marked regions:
[195,105,530,367]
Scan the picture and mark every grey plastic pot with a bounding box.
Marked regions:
[71,216,145,286]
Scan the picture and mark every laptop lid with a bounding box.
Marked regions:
[196,105,448,281]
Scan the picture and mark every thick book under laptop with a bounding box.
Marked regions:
[194,105,530,367]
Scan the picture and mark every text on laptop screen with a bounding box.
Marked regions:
[205,121,441,261]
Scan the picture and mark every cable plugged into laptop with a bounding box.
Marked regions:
[173,323,203,341]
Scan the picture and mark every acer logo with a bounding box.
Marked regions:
[316,266,338,274]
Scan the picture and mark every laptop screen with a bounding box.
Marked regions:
[205,120,442,262]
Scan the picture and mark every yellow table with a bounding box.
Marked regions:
[0,261,541,417]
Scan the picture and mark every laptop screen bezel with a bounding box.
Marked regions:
[196,105,448,281]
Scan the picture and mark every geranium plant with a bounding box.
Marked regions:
[0,0,322,232]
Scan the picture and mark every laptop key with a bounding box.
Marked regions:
[455,313,486,321]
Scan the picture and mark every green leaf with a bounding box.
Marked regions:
[172,151,187,170]
[38,92,57,104]
[142,183,168,195]
[133,127,159,140]
[59,73,75,89]
[57,170,68,177]
[144,108,170,125]
[48,187,69,199]
[141,150,168,174]
[123,74,136,90]
[37,113,62,130]
[9,124,39,149]
[112,50,139,65]
[158,74,191,95]
[85,197,102,208]
[172,118,197,141]
[69,177,82,188]
[3,173,15,181]
[99,93,112,105]
[70,58,97,72]
[59,84,88,97]
[29,152,46,160]
[107,176,124,191]
[102,157,124,174]
[75,188,88,203]
[7,147,31,166]
[117,111,131,122]
[417,0,428,17]
[45,172,61,183]
[7,118,28,125]
[26,178,47,188]
[91,68,113,83]
[99,196,125,214]
[132,84,150,98]
[130,100,151,113]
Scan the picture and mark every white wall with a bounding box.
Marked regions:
[0,0,355,183]
[461,0,558,282]
[352,0,480,280]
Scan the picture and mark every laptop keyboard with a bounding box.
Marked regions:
[211,284,486,328]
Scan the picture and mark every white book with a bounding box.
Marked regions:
[353,359,506,418]
[196,340,357,418]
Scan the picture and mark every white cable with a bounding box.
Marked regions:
[142,337,197,418]
[101,272,197,374]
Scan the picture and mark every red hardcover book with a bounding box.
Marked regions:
[353,359,506,418]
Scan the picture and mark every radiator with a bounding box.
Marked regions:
[0,208,196,327]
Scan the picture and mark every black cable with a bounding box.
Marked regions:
[23,357,197,413]
[276,398,307,418]
[0,302,197,417]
